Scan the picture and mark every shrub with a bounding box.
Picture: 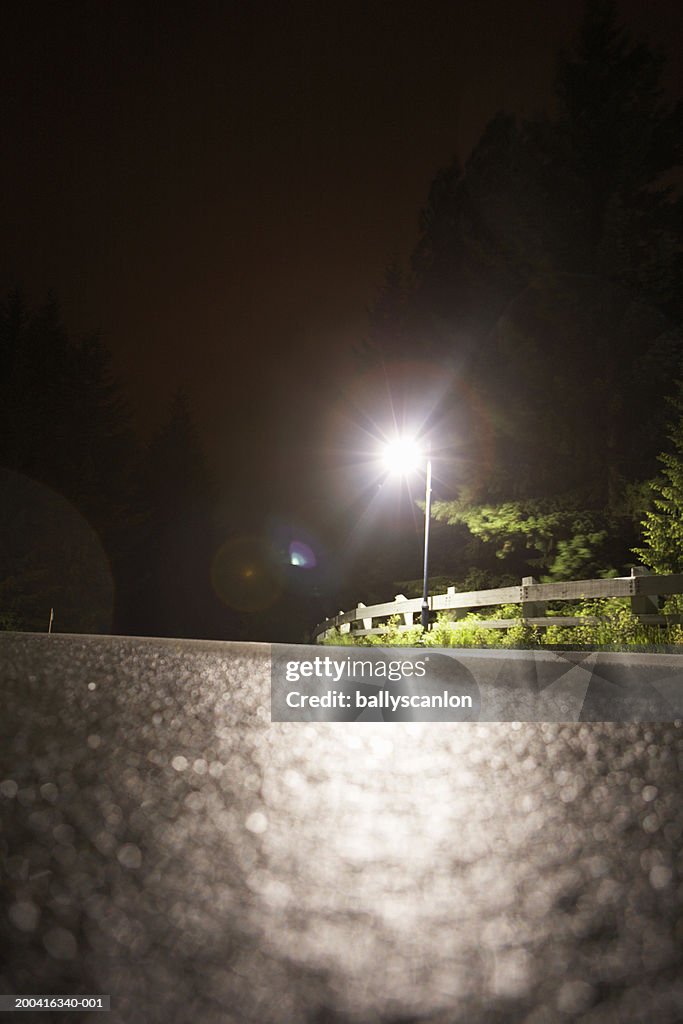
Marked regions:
[319,600,683,648]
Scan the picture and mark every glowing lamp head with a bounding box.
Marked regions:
[381,436,422,476]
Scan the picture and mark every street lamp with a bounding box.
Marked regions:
[381,437,433,630]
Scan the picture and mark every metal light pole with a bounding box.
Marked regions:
[379,436,433,631]
[421,455,432,630]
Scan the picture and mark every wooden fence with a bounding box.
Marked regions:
[313,567,683,643]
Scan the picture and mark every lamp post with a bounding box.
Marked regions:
[381,437,433,632]
[421,452,432,630]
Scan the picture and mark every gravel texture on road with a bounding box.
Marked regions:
[1,633,682,1023]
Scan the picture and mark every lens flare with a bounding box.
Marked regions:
[288,540,316,568]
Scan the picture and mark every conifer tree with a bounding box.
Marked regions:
[0,290,136,631]
[396,2,683,581]
[634,388,683,573]
[130,390,227,638]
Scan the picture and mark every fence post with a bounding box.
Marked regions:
[357,602,373,631]
[394,594,414,627]
[446,585,466,621]
[521,577,546,620]
[630,566,659,620]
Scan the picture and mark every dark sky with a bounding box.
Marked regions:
[3,0,682,532]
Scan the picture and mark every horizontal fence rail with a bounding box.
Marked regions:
[313,568,683,643]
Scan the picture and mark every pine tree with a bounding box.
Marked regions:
[130,390,228,639]
[634,389,683,573]
[554,0,683,304]
[0,290,136,632]
[356,2,683,586]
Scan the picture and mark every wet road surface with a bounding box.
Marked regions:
[1,633,682,1023]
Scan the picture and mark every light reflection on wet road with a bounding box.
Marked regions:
[0,634,682,1023]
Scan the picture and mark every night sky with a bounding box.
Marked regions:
[3,0,682,539]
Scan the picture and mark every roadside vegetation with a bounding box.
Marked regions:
[321,598,683,650]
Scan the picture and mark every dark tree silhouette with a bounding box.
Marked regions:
[358,0,683,585]
[0,293,241,638]
[0,291,137,631]
[129,390,231,639]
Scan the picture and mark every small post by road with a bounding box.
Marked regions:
[48,607,54,634]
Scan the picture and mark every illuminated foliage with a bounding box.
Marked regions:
[430,497,612,582]
[634,389,683,574]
